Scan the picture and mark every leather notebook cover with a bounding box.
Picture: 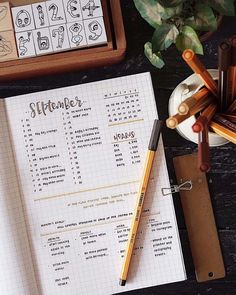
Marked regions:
[173,153,225,282]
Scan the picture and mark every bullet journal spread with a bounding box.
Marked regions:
[0,72,186,295]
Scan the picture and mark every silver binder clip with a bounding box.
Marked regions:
[161,180,192,196]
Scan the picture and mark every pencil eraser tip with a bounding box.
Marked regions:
[192,123,202,133]
[167,118,176,128]
[119,279,126,286]
[178,105,186,114]
[183,49,194,60]
[200,163,210,173]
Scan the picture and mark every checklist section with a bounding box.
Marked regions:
[62,110,83,186]
[20,117,42,194]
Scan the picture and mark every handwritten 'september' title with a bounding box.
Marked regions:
[29,97,84,118]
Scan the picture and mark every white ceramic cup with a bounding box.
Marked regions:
[168,69,229,147]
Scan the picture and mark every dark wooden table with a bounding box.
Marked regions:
[1,2,236,295]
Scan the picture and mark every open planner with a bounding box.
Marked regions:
[0,72,186,295]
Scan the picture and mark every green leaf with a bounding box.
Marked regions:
[162,4,183,20]
[176,25,203,54]
[185,3,217,31]
[144,42,165,68]
[206,0,235,16]
[158,0,185,7]
[152,24,179,52]
[133,0,183,28]
[134,0,162,29]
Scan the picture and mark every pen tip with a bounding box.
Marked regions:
[148,120,163,151]
[119,279,126,286]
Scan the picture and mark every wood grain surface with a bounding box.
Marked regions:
[0,1,235,294]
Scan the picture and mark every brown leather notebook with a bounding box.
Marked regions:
[173,153,225,282]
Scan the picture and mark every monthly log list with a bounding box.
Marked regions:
[18,87,143,197]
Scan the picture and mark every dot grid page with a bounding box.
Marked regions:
[0,100,39,294]
[5,72,186,295]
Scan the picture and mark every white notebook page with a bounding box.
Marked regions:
[5,73,186,295]
[0,101,39,295]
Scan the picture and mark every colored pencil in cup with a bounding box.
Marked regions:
[192,103,217,133]
[198,127,210,172]
[182,49,218,97]
[209,121,236,144]
[167,95,214,129]
[166,113,190,129]
[227,99,236,113]
[221,113,236,123]
[213,114,236,133]
[178,88,210,115]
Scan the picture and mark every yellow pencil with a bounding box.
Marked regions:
[119,119,163,286]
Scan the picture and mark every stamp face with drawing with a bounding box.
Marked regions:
[12,5,35,32]
[32,2,49,29]
[46,0,66,26]
[80,0,102,19]
[0,30,18,61]
[33,27,53,55]
[0,2,13,31]
[63,0,82,23]
[84,17,107,46]
[16,31,36,58]
[66,21,87,48]
[0,5,8,22]
[0,33,12,58]
[49,24,70,52]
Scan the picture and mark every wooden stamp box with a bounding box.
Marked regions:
[0,0,126,80]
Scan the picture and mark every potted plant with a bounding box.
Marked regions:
[134,0,235,68]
